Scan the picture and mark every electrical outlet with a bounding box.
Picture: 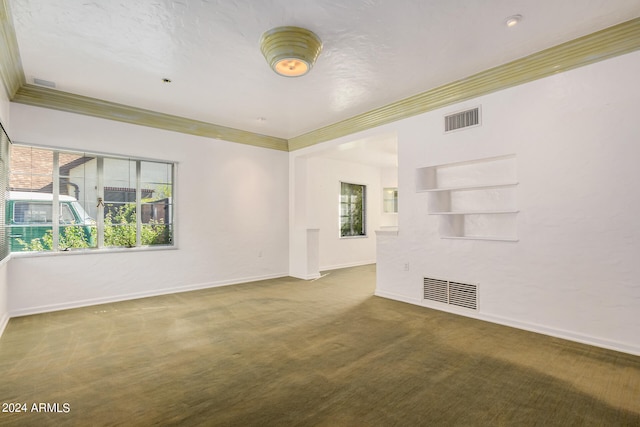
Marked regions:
[403,263,410,271]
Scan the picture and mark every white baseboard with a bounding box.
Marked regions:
[374,289,421,305]
[9,272,289,318]
[375,289,640,356]
[290,260,375,280]
[477,313,640,357]
[320,260,376,272]
[0,312,9,339]
[290,273,322,280]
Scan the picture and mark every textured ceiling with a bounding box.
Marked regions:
[9,0,640,141]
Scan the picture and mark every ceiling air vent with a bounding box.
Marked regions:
[444,107,480,132]
[423,277,478,310]
[33,78,56,88]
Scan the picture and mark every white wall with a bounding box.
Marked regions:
[8,104,289,315]
[3,50,638,356]
[306,157,381,270]
[289,140,393,278]
[0,93,8,127]
[380,167,398,228]
[375,50,640,355]
[0,257,8,335]
[0,82,10,336]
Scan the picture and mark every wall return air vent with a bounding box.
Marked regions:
[423,277,478,310]
[444,107,480,132]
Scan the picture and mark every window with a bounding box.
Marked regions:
[383,187,398,213]
[9,145,175,252]
[340,182,366,237]
[14,202,54,223]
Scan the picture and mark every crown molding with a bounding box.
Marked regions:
[12,84,289,151]
[0,0,24,98]
[288,17,640,151]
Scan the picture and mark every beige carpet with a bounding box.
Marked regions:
[1,264,639,426]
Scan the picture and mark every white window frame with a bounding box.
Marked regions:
[339,181,367,238]
[9,144,177,255]
[382,187,398,214]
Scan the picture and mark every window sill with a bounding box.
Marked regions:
[10,245,178,258]
[339,235,368,240]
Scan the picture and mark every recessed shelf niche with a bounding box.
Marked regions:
[416,154,518,241]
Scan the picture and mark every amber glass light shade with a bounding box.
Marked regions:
[260,26,322,77]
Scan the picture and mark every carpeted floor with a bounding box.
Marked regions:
[1,264,639,426]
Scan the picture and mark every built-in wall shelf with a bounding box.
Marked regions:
[419,182,518,193]
[417,155,518,241]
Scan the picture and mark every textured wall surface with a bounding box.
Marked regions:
[306,156,381,271]
[4,50,640,355]
[0,82,9,336]
[288,130,398,278]
[375,51,640,354]
[0,261,8,337]
[7,103,290,316]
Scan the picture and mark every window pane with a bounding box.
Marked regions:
[142,224,172,245]
[59,152,98,220]
[141,161,172,194]
[383,187,398,213]
[9,145,55,252]
[10,226,53,252]
[340,182,366,237]
[58,199,96,249]
[103,157,136,204]
[104,203,136,248]
[9,202,53,251]
[103,158,136,247]
[59,224,97,250]
[140,161,173,246]
[10,146,53,192]
[14,202,52,223]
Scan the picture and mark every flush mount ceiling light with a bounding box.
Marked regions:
[260,26,322,77]
[505,14,523,27]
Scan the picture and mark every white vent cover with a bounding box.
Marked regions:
[445,107,480,132]
[423,277,448,304]
[33,78,56,88]
[423,277,478,310]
